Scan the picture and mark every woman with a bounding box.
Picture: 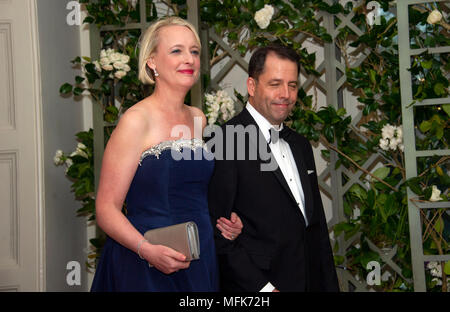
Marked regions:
[91,16,241,292]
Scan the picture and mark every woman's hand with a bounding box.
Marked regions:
[216,212,243,241]
[141,243,190,274]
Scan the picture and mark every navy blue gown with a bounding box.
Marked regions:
[91,139,219,291]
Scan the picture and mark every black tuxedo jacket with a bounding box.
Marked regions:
[207,108,339,292]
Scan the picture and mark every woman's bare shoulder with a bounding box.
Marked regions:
[187,105,206,126]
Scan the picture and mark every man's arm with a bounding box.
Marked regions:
[208,155,270,291]
[305,140,340,291]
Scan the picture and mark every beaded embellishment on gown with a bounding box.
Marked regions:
[91,139,218,292]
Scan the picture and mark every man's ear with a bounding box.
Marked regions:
[247,77,256,97]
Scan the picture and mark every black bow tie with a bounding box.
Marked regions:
[269,126,291,144]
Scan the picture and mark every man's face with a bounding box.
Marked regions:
[247,53,298,125]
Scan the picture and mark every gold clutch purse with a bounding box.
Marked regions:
[143,221,200,261]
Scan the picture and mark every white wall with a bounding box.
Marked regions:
[37,0,88,291]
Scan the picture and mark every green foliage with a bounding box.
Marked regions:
[57,0,450,291]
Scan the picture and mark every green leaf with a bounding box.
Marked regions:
[336,108,346,117]
[434,216,444,233]
[433,83,445,96]
[73,87,84,96]
[369,70,377,84]
[419,120,432,133]
[372,167,390,181]
[442,104,450,117]
[60,83,73,94]
[407,177,423,195]
[348,184,367,201]
[445,261,450,275]
[75,76,85,84]
[421,59,433,69]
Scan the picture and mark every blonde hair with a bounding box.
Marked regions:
[138,16,201,85]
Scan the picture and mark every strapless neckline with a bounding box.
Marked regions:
[139,138,207,163]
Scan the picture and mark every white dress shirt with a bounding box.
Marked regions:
[246,103,308,292]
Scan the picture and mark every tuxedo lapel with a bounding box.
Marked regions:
[237,110,307,224]
[288,138,314,224]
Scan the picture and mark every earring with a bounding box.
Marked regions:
[153,68,159,77]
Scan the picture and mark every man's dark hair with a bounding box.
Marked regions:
[248,45,300,80]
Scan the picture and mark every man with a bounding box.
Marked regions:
[208,45,339,292]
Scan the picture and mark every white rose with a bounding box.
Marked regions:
[427,10,443,25]
[123,64,131,72]
[102,64,114,71]
[379,138,389,151]
[113,61,125,70]
[254,4,275,29]
[93,61,102,72]
[429,185,441,201]
[100,57,110,66]
[390,137,402,150]
[100,49,107,58]
[381,124,396,139]
[113,53,124,63]
[114,70,127,79]
[120,54,130,64]
[389,139,398,150]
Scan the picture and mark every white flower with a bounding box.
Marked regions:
[381,124,396,140]
[120,54,130,64]
[427,10,443,25]
[379,138,389,151]
[123,64,131,72]
[254,4,274,29]
[71,144,88,159]
[204,90,235,125]
[100,49,107,59]
[65,158,73,168]
[102,64,114,71]
[114,70,127,79]
[113,61,125,70]
[110,52,122,63]
[100,57,110,66]
[208,117,216,125]
[379,124,404,152]
[429,185,442,202]
[93,61,102,72]
[210,102,220,113]
[54,150,64,165]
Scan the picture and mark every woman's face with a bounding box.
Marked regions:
[148,25,200,90]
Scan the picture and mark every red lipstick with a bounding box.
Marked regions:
[179,69,194,75]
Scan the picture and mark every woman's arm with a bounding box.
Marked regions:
[95,109,189,274]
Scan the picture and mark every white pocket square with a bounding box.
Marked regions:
[307,170,315,175]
